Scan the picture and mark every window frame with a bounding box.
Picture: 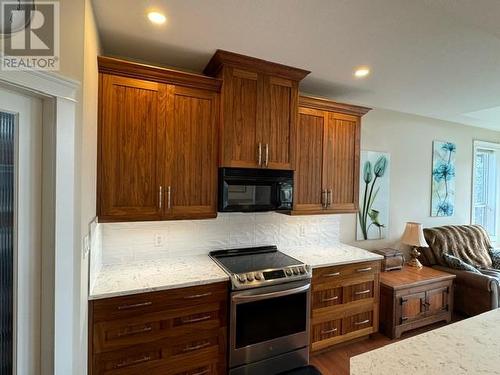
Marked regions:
[472,140,500,243]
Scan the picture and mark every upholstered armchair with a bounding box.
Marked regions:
[419,225,500,316]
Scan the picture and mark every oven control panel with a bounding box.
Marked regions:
[232,265,311,289]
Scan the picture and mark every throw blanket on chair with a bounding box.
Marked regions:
[421,225,493,268]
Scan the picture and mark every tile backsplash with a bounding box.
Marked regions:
[98,212,340,266]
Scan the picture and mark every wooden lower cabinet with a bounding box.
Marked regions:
[89,282,228,375]
[310,261,381,352]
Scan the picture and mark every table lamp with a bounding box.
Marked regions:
[401,222,428,269]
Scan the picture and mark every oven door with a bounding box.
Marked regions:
[230,280,311,368]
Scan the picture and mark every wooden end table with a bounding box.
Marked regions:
[379,266,455,339]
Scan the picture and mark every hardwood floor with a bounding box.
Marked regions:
[310,315,464,375]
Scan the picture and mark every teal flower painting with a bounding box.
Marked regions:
[357,151,390,240]
[431,141,456,217]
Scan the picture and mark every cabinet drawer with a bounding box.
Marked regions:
[342,311,373,335]
[92,282,228,323]
[94,330,222,375]
[312,287,342,309]
[311,319,341,343]
[313,261,380,284]
[343,281,374,303]
[94,303,224,353]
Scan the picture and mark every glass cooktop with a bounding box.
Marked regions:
[209,245,303,274]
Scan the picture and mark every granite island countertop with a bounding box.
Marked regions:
[89,243,382,300]
[350,308,500,375]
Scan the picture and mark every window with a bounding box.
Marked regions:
[472,141,500,242]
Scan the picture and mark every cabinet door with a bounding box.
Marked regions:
[98,74,166,221]
[425,286,450,316]
[323,112,360,212]
[261,76,297,170]
[167,86,218,219]
[221,67,263,168]
[293,107,326,212]
[398,292,426,324]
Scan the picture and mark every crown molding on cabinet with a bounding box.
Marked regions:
[299,95,371,117]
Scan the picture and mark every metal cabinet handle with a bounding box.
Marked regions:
[159,186,163,209]
[191,370,210,375]
[116,325,152,338]
[354,319,370,326]
[116,355,152,369]
[182,341,211,353]
[320,327,338,335]
[167,186,171,209]
[321,296,339,302]
[184,292,212,299]
[354,289,371,296]
[258,143,262,166]
[321,190,327,209]
[327,189,332,208]
[356,267,373,273]
[117,301,153,310]
[265,143,269,167]
[182,314,212,324]
[323,272,340,277]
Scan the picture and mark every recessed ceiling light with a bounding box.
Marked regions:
[354,67,370,78]
[147,11,166,25]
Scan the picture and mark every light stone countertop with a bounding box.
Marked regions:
[89,254,229,300]
[282,243,383,268]
[89,243,382,300]
[350,308,500,375]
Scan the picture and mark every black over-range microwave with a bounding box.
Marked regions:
[218,168,293,212]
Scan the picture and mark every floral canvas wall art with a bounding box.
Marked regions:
[431,141,456,217]
[357,151,390,241]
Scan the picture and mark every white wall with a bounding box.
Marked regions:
[340,108,500,254]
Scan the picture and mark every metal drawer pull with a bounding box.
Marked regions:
[191,370,210,375]
[184,292,212,299]
[182,341,211,353]
[116,355,152,368]
[321,190,327,209]
[117,325,152,337]
[354,319,370,326]
[159,186,163,209]
[258,143,262,166]
[265,143,269,167]
[321,327,338,335]
[327,189,332,208]
[117,301,153,310]
[167,186,172,209]
[354,289,371,296]
[321,296,339,302]
[182,314,212,324]
[324,272,340,277]
[356,267,373,273]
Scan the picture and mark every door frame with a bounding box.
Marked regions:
[0,65,79,375]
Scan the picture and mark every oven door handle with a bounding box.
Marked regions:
[232,283,310,303]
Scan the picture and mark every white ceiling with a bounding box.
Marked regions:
[92,0,500,131]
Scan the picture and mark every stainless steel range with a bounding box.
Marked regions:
[210,245,312,375]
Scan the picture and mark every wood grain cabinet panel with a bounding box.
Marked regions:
[292,96,370,215]
[294,108,326,212]
[98,74,166,221]
[167,86,218,219]
[97,57,221,222]
[312,319,342,343]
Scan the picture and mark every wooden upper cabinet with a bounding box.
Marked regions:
[323,112,360,212]
[167,86,219,219]
[294,107,326,212]
[98,74,166,221]
[97,56,221,222]
[292,96,370,215]
[204,50,309,170]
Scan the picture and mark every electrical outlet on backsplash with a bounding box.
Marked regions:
[97,212,340,266]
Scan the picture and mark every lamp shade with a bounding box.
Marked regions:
[401,222,428,247]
